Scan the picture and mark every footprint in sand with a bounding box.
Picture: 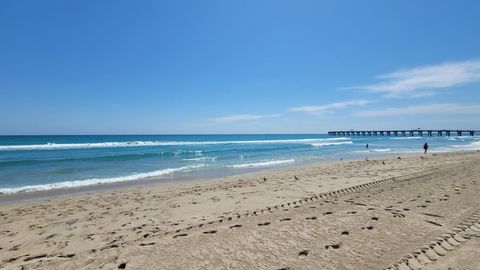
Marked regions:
[139,243,155,246]
[210,196,221,203]
[325,243,341,249]
[425,220,442,227]
[423,213,444,218]
[24,254,48,262]
[9,245,21,251]
[58,254,75,258]
[173,233,188,238]
[298,250,309,256]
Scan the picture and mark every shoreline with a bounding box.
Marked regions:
[0,149,456,205]
[1,150,479,269]
[0,157,313,205]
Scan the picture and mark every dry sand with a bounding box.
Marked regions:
[1,151,479,269]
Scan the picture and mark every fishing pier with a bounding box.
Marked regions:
[328,130,479,137]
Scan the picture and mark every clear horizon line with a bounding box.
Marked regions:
[0,133,333,136]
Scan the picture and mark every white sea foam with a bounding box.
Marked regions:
[448,136,480,141]
[352,150,370,154]
[182,157,217,161]
[452,141,480,150]
[372,148,391,152]
[310,141,353,147]
[0,164,208,194]
[468,141,480,149]
[389,137,422,140]
[392,140,480,154]
[228,159,295,169]
[353,148,392,153]
[174,150,204,156]
[0,138,351,151]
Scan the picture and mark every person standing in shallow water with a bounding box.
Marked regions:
[423,143,429,154]
[366,143,369,149]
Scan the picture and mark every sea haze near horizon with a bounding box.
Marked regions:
[0,134,479,195]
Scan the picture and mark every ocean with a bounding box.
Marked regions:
[0,134,479,194]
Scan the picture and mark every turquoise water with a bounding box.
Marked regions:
[0,134,479,194]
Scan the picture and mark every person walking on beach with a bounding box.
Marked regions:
[423,143,429,154]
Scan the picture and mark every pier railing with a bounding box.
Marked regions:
[328,130,479,136]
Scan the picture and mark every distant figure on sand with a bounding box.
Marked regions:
[366,144,369,149]
[423,143,429,154]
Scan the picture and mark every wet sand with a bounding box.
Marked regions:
[1,151,479,269]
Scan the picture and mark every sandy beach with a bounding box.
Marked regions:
[3,0,479,268]
[1,150,480,270]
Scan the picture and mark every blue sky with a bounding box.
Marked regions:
[1,0,479,134]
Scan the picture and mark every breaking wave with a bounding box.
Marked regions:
[311,141,353,147]
[0,164,208,194]
[182,157,217,161]
[372,148,391,152]
[389,137,422,140]
[0,138,352,151]
[227,159,295,169]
